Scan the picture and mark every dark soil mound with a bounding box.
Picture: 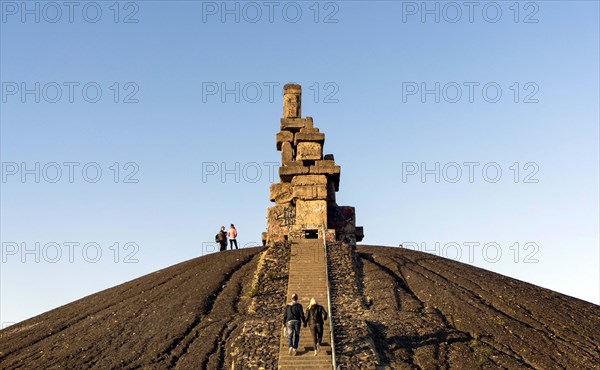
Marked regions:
[0,248,263,369]
[355,245,600,369]
[1,245,599,369]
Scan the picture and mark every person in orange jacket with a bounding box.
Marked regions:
[227,224,238,250]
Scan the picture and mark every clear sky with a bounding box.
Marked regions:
[1,0,598,325]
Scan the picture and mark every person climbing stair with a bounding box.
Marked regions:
[283,293,305,356]
[304,297,328,356]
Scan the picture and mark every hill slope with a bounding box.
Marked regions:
[0,248,263,369]
[1,245,599,369]
[353,246,600,369]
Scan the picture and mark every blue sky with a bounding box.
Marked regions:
[1,0,598,325]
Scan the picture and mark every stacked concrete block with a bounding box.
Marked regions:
[264,83,364,246]
[269,183,293,204]
[291,175,327,201]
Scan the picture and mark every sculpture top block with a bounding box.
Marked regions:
[283,83,301,119]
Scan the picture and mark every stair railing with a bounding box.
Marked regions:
[322,226,337,370]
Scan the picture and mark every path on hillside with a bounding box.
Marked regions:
[278,239,333,370]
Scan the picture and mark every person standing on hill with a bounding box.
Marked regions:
[304,297,328,356]
[228,224,238,250]
[283,293,305,356]
[215,226,227,252]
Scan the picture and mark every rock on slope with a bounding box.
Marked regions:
[1,244,599,369]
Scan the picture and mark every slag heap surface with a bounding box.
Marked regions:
[264,83,364,245]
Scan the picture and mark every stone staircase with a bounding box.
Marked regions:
[278,239,333,370]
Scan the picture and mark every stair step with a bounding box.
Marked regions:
[279,241,334,370]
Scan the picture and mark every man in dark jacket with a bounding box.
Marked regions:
[304,298,328,355]
[215,226,227,252]
[283,293,305,355]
